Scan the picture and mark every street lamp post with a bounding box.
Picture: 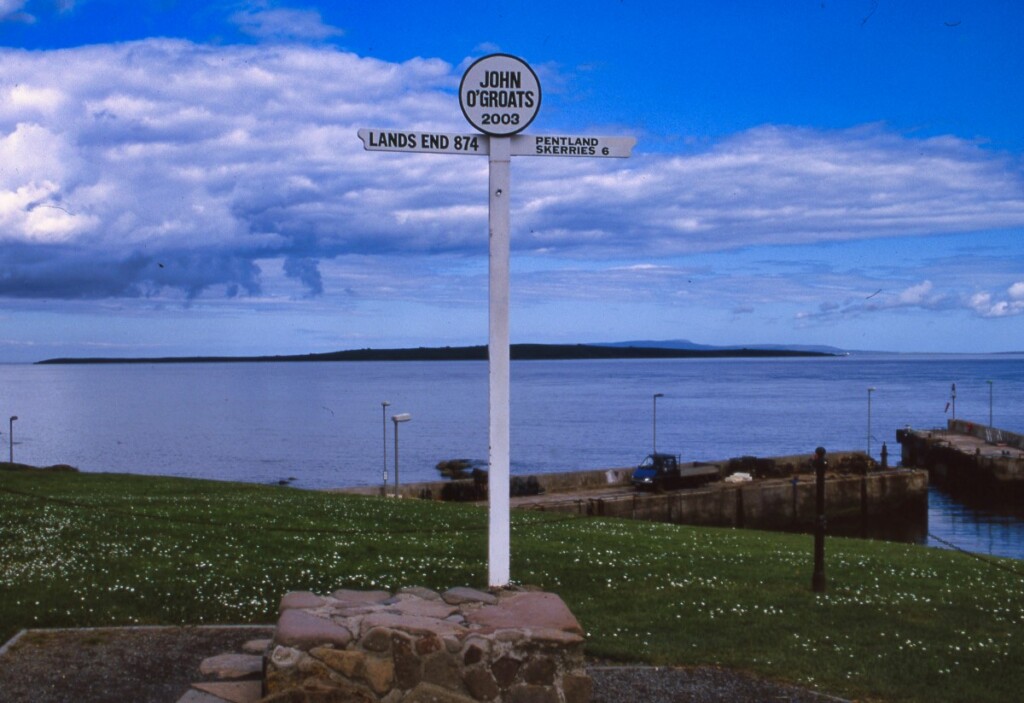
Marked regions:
[987,380,994,428]
[653,393,664,455]
[9,416,17,464]
[381,401,390,495]
[867,387,875,460]
[391,413,411,498]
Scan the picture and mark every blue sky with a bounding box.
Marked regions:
[1,0,1022,361]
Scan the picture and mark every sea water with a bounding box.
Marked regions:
[1,354,1022,558]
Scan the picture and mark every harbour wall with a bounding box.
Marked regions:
[339,451,877,501]
[947,418,1024,451]
[337,452,928,534]
[528,469,928,532]
[897,420,1023,493]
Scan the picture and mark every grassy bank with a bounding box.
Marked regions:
[1,465,1021,702]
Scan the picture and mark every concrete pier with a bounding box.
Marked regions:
[337,451,928,535]
[897,419,1024,493]
[508,467,927,534]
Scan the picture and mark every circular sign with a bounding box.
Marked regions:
[459,54,541,137]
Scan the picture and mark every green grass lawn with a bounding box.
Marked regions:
[1,465,1022,702]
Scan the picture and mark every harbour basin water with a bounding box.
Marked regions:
[1,353,1022,559]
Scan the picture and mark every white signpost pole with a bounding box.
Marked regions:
[487,136,512,587]
[459,54,542,589]
[359,53,634,589]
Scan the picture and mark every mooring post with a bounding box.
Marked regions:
[812,446,828,593]
[791,475,800,528]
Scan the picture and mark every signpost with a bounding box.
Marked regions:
[459,53,541,136]
[360,53,635,588]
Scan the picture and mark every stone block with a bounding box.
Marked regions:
[199,653,263,679]
[416,634,444,656]
[562,674,593,703]
[362,656,395,695]
[392,599,460,620]
[529,628,584,646]
[398,586,442,601]
[401,682,477,703]
[243,638,273,654]
[332,589,391,605]
[361,613,468,639]
[297,656,333,679]
[311,646,365,677]
[392,633,421,690]
[462,644,485,666]
[441,587,498,606]
[522,658,555,686]
[191,680,262,703]
[493,629,526,644]
[462,668,499,701]
[280,591,329,612]
[270,646,302,668]
[465,593,583,635]
[422,651,462,691]
[362,627,394,652]
[275,609,353,650]
[490,656,520,689]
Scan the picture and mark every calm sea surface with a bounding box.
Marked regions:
[1,354,1022,559]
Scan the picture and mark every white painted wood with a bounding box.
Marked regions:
[357,129,488,155]
[510,134,636,158]
[487,136,512,588]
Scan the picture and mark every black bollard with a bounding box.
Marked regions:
[812,446,828,593]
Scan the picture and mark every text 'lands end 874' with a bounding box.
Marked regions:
[358,129,635,158]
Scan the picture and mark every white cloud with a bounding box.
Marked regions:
[795,274,1024,324]
[897,280,935,305]
[230,5,343,41]
[1,39,1023,303]
[970,284,1024,318]
[0,0,32,23]
[8,83,64,113]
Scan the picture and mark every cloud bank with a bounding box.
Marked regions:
[1,39,1023,311]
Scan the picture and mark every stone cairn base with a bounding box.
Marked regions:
[263,586,592,703]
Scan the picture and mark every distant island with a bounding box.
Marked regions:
[37,343,834,365]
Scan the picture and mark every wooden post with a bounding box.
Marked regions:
[812,446,828,593]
